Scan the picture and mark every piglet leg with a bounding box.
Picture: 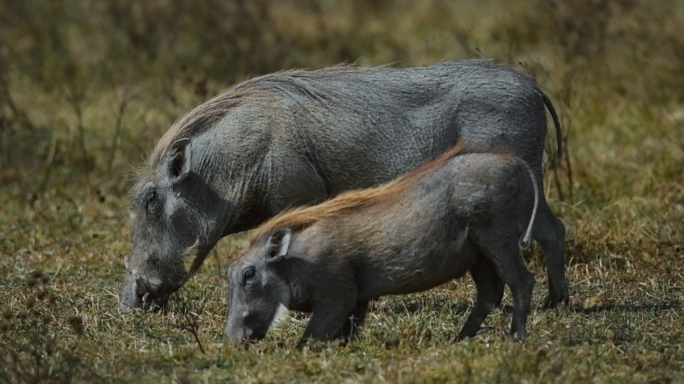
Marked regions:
[457,255,505,341]
[338,300,370,341]
[297,301,356,347]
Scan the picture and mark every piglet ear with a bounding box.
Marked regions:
[168,138,192,180]
[266,228,292,259]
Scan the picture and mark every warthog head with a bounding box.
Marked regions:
[224,229,292,340]
[121,138,228,310]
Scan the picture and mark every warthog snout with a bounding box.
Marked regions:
[120,257,173,311]
[134,273,150,303]
[224,321,266,341]
[224,311,266,341]
[121,275,170,311]
[120,240,203,311]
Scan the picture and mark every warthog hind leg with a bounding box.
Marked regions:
[457,255,505,341]
[533,200,569,308]
[474,231,535,341]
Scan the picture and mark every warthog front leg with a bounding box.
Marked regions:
[297,300,357,347]
[457,255,505,341]
[338,300,370,341]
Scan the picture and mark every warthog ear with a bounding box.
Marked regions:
[168,138,192,180]
[266,229,292,259]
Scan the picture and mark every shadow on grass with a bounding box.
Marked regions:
[566,300,681,314]
[371,297,681,317]
[372,297,474,317]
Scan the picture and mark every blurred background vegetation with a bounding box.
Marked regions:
[1,0,683,198]
[1,0,684,382]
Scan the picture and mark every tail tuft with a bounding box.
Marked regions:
[518,161,539,251]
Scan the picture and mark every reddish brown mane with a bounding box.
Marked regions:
[250,142,511,243]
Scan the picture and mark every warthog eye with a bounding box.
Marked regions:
[145,189,161,214]
[242,266,257,286]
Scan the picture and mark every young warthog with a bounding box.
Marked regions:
[225,144,539,344]
[122,59,568,311]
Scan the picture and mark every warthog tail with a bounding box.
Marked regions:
[518,161,539,251]
[542,93,563,157]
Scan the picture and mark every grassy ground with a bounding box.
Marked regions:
[1,0,684,383]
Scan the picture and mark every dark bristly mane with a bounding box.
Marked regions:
[250,142,512,243]
[130,64,377,200]
[129,61,503,202]
[151,65,375,168]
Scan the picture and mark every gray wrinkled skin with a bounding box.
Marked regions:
[225,151,539,344]
[121,59,567,310]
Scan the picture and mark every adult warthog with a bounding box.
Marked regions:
[225,144,539,344]
[121,59,568,310]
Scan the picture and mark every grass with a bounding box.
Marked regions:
[1,0,684,382]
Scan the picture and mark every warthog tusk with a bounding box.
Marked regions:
[135,275,147,296]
